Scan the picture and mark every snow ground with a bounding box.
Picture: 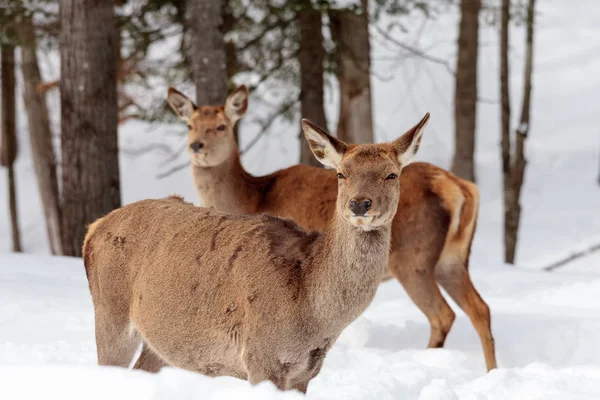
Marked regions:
[1,0,599,398]
[2,253,600,399]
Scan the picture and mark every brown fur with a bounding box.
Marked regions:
[84,122,427,392]
[167,86,497,372]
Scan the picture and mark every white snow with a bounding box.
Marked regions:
[2,253,600,399]
[1,0,600,398]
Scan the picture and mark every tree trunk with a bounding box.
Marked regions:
[298,3,327,167]
[17,17,63,255]
[187,0,228,105]
[504,0,535,264]
[452,0,481,183]
[1,43,22,252]
[500,0,511,195]
[329,0,374,144]
[222,0,240,144]
[60,0,120,257]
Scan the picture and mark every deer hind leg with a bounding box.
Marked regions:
[436,258,497,371]
[94,310,140,368]
[132,342,166,373]
[242,346,295,391]
[291,381,309,394]
[389,251,456,349]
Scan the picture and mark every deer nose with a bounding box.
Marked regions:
[190,141,205,152]
[349,198,372,216]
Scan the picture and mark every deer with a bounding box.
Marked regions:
[166,86,497,372]
[84,115,429,392]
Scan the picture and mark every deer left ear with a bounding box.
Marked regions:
[301,119,347,169]
[393,112,430,165]
[224,85,249,123]
[167,87,196,120]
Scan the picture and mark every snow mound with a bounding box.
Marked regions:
[2,253,600,399]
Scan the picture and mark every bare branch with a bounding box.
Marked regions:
[544,242,600,271]
[121,143,174,158]
[156,160,190,180]
[159,140,189,167]
[372,24,456,76]
[241,97,299,155]
[238,16,296,52]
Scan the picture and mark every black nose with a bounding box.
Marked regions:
[349,198,372,216]
[190,141,205,152]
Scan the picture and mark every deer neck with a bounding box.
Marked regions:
[304,214,391,329]
[191,149,259,215]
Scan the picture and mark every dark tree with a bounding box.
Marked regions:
[1,42,22,252]
[330,0,374,144]
[452,0,481,183]
[501,0,536,264]
[17,16,62,255]
[187,0,228,105]
[298,1,327,167]
[60,0,120,257]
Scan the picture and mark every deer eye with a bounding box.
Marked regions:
[217,124,226,131]
[336,173,345,179]
[385,173,398,180]
[187,124,192,130]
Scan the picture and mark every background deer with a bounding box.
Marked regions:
[83,116,427,392]
[167,86,496,372]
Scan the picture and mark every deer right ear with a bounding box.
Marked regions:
[167,87,196,120]
[301,119,347,169]
[225,85,249,123]
[393,112,430,166]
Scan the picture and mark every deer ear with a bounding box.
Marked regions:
[167,87,196,120]
[393,112,430,166]
[301,119,347,169]
[225,85,249,123]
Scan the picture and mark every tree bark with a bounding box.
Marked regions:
[500,0,511,195]
[17,17,63,255]
[1,43,22,252]
[504,0,535,264]
[298,4,327,167]
[60,0,120,257]
[329,0,374,145]
[187,0,228,105]
[452,0,481,182]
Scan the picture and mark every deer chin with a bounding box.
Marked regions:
[347,214,379,231]
[191,152,214,168]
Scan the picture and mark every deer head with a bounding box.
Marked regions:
[302,113,429,231]
[167,86,248,167]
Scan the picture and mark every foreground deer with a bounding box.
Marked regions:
[167,86,496,372]
[84,116,428,392]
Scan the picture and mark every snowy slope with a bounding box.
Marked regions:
[2,253,600,399]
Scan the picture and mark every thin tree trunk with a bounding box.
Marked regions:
[222,0,240,144]
[1,44,22,252]
[17,17,63,255]
[452,0,481,182]
[187,0,228,105]
[500,0,511,194]
[60,0,120,257]
[504,0,535,264]
[298,3,327,167]
[329,0,374,144]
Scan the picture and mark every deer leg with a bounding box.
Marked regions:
[292,381,309,394]
[243,349,291,391]
[436,259,497,371]
[94,311,140,367]
[132,342,165,373]
[389,253,456,348]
